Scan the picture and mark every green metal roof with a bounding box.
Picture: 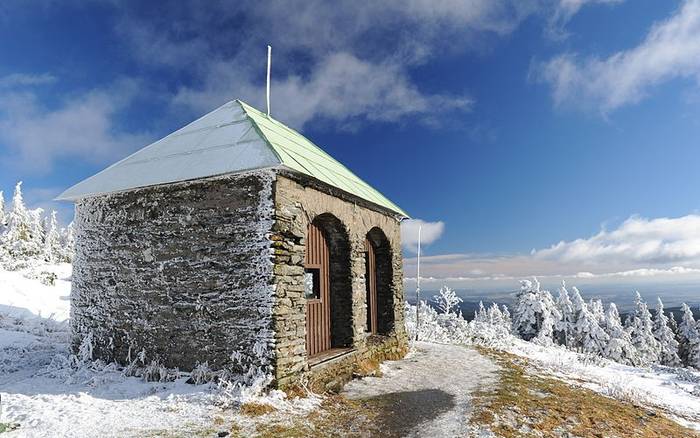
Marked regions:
[239,100,408,217]
[57,99,407,217]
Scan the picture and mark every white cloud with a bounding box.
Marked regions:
[402,214,700,283]
[539,0,700,112]
[114,0,539,129]
[401,219,445,253]
[534,214,700,265]
[547,0,623,38]
[0,73,56,88]
[173,53,473,128]
[0,80,151,173]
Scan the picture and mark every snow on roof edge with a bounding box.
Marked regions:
[55,165,282,202]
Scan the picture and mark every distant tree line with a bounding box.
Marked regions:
[0,181,74,270]
[505,278,700,370]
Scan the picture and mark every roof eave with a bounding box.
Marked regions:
[54,165,285,202]
[276,166,410,219]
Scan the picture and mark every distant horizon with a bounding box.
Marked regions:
[405,277,700,312]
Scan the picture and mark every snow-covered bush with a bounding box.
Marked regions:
[406,291,514,349]
[600,378,652,405]
[432,285,462,315]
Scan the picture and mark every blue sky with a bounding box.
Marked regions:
[2,0,700,295]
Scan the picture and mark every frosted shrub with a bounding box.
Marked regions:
[433,285,462,314]
[143,360,178,382]
[23,270,58,285]
[76,331,94,363]
[600,378,652,405]
[190,362,216,385]
[406,301,455,344]
[576,351,606,367]
[406,287,515,348]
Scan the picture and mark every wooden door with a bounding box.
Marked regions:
[305,222,331,356]
[365,238,378,334]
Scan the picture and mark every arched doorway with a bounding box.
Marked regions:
[305,214,352,357]
[365,227,394,335]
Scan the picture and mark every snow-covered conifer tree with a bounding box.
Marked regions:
[512,278,561,345]
[668,311,679,340]
[0,190,6,228]
[555,282,575,347]
[570,287,586,314]
[43,210,61,262]
[572,293,609,355]
[473,301,487,323]
[567,287,588,348]
[2,182,44,263]
[433,285,462,315]
[512,279,541,340]
[678,303,700,368]
[534,290,561,346]
[603,303,639,365]
[653,297,681,367]
[58,222,75,262]
[487,302,504,326]
[589,299,606,326]
[628,292,661,366]
[501,305,512,332]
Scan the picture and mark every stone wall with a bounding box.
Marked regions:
[271,173,407,386]
[71,170,276,380]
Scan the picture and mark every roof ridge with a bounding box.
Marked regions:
[237,99,408,217]
[235,99,287,167]
[238,99,349,168]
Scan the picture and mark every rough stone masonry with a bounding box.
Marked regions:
[71,168,407,387]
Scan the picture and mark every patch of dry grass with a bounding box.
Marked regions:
[239,402,277,417]
[254,395,382,438]
[353,357,382,378]
[472,348,699,438]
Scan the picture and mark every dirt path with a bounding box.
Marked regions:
[342,341,499,437]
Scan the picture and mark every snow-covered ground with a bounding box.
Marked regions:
[0,264,320,437]
[0,264,212,436]
[408,303,700,431]
[3,264,699,436]
[0,263,71,322]
[503,338,700,430]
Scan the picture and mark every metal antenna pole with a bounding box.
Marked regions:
[266,45,272,118]
[415,225,421,341]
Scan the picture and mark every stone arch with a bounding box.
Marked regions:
[307,213,354,352]
[365,226,394,335]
